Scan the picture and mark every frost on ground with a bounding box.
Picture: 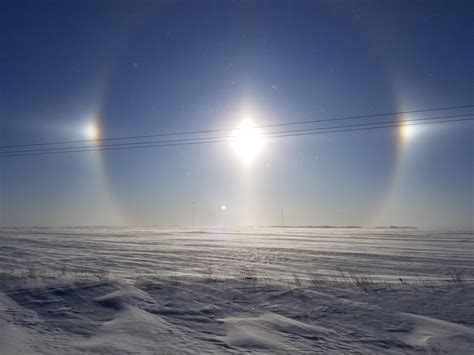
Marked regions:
[0,227,473,354]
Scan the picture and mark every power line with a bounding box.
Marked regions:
[0,113,474,154]
[1,116,472,158]
[264,113,472,136]
[2,116,472,157]
[1,113,471,155]
[1,104,472,150]
[269,117,473,140]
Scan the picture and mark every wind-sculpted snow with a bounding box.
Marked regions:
[0,227,472,282]
[0,279,473,354]
[0,227,473,353]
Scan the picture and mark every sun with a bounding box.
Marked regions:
[230,119,265,164]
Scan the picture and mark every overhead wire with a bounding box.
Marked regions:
[1,115,472,158]
[1,104,473,150]
[0,113,472,155]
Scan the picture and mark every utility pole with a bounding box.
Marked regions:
[192,201,195,227]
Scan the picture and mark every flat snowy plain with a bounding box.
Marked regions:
[0,227,473,354]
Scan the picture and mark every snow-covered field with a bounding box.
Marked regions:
[0,227,473,353]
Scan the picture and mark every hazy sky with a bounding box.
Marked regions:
[1,0,473,228]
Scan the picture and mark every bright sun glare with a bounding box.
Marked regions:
[230,119,265,164]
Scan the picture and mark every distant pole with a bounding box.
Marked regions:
[281,208,284,226]
[192,201,195,227]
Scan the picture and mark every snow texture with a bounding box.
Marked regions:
[0,227,473,354]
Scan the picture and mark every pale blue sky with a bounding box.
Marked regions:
[1,0,472,228]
